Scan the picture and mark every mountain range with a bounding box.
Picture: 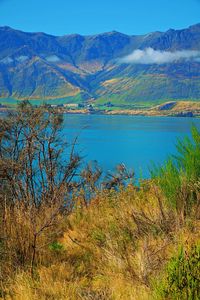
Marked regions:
[1,24,200,107]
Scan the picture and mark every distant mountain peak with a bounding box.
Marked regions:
[103,30,126,35]
[188,23,200,30]
[0,26,13,31]
[1,23,200,102]
[1,22,200,38]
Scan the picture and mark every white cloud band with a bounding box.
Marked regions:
[119,48,200,64]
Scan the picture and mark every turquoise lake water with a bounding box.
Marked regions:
[62,114,200,178]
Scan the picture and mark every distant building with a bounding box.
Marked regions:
[63,103,78,108]
[78,103,85,108]
[87,104,95,113]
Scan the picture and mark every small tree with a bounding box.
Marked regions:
[0,101,135,277]
[0,101,81,275]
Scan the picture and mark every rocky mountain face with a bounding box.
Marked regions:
[0,24,200,104]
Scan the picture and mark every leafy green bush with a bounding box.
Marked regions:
[156,245,200,300]
[151,126,200,215]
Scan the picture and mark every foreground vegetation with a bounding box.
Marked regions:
[0,103,200,299]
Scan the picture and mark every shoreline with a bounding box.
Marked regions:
[61,109,200,118]
[1,100,200,118]
[1,107,200,118]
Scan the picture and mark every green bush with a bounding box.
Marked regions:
[151,126,200,214]
[49,241,64,252]
[156,245,200,300]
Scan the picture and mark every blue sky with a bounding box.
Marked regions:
[0,0,199,36]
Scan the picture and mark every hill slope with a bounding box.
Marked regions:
[0,24,200,105]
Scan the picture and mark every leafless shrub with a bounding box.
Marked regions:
[0,101,81,276]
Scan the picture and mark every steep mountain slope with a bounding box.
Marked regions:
[0,24,200,104]
[92,62,200,105]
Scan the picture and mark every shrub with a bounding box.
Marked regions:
[156,244,200,300]
[151,126,200,216]
[49,241,64,252]
[0,101,81,276]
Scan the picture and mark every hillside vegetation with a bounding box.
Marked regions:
[0,104,200,299]
[1,24,200,105]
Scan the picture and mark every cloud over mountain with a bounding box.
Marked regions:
[1,24,200,101]
[119,48,200,64]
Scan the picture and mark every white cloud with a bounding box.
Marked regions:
[119,48,200,64]
[0,57,13,64]
[45,55,60,62]
[16,56,29,62]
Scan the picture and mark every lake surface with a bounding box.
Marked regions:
[61,114,200,178]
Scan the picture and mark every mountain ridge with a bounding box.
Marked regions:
[0,23,200,105]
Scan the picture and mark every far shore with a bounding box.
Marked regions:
[1,107,200,118]
[61,109,200,118]
[1,100,200,118]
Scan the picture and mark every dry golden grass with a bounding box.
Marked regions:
[170,101,200,112]
[2,183,199,300]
